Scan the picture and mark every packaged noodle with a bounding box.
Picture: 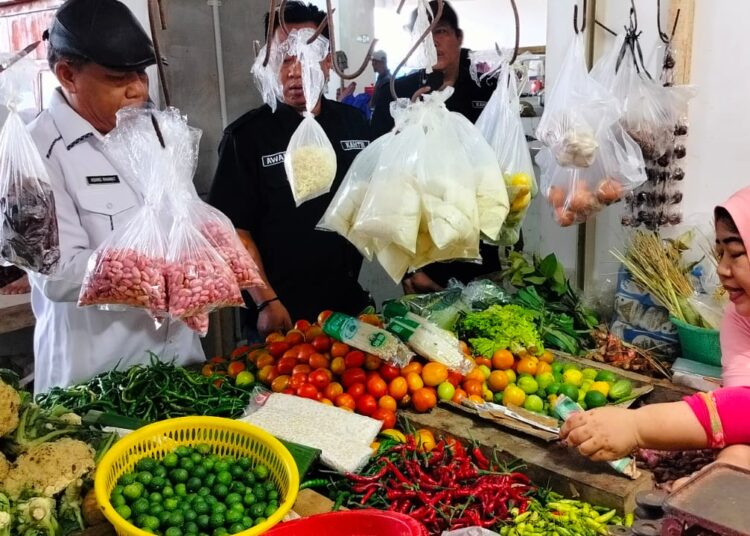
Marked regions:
[323,312,414,368]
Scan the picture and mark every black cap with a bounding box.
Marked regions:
[408,1,460,32]
[46,0,156,71]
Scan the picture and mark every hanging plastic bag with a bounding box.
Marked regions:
[410,0,438,73]
[78,108,169,316]
[0,53,60,274]
[317,134,392,260]
[282,28,337,206]
[251,43,283,112]
[475,61,537,245]
[535,34,619,168]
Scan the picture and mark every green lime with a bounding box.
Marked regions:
[250,503,265,518]
[175,446,192,458]
[170,468,189,483]
[595,370,618,383]
[216,471,232,486]
[111,494,126,508]
[115,505,132,520]
[201,458,215,472]
[213,484,229,498]
[204,474,216,488]
[168,511,185,527]
[132,498,150,516]
[154,465,168,478]
[184,521,199,534]
[226,509,243,524]
[551,362,564,375]
[235,371,255,387]
[150,504,164,517]
[190,452,202,464]
[237,457,252,470]
[493,391,504,404]
[137,457,158,472]
[149,492,163,503]
[212,503,227,515]
[225,493,243,507]
[159,510,172,526]
[119,473,136,487]
[264,503,278,517]
[196,443,211,455]
[263,481,275,491]
[523,394,544,413]
[214,529,229,536]
[175,483,187,497]
[437,381,455,401]
[196,514,210,529]
[582,368,598,381]
[164,498,179,511]
[123,483,145,501]
[197,487,211,498]
[214,460,230,474]
[150,476,166,491]
[187,477,202,492]
[252,485,266,501]
[229,481,246,495]
[243,472,256,486]
[194,501,210,516]
[165,527,183,536]
[229,523,245,534]
[267,490,279,502]
[584,390,608,409]
[143,515,160,531]
[558,384,579,402]
[536,372,555,391]
[242,516,254,529]
[209,512,225,529]
[230,465,244,479]
[192,466,208,480]
[162,486,174,498]
[517,376,538,395]
[113,485,125,496]
[253,465,269,481]
[184,510,197,522]
[243,493,257,506]
[179,458,195,472]
[163,453,179,468]
[254,517,267,526]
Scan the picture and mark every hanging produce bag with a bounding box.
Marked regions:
[474,59,532,245]
[536,34,645,226]
[282,28,337,206]
[410,0,438,74]
[251,43,283,112]
[317,133,392,260]
[0,54,60,274]
[78,108,169,317]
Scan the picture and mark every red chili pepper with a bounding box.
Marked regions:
[360,486,378,505]
[510,471,531,485]
[386,489,418,500]
[352,482,380,494]
[472,447,491,470]
[345,464,388,483]
[398,499,412,513]
[383,459,411,486]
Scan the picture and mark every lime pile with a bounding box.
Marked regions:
[110,444,281,535]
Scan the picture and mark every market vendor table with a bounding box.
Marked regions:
[403,406,653,514]
[0,292,34,334]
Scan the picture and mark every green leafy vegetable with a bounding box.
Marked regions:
[458,304,544,356]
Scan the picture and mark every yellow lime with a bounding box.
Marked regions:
[563,369,584,387]
[590,381,610,398]
[582,368,598,381]
[536,371,555,391]
[503,385,526,407]
[504,369,517,384]
[478,365,492,380]
[523,394,544,413]
[517,376,539,395]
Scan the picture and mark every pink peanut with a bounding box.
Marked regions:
[200,222,264,289]
[165,253,243,318]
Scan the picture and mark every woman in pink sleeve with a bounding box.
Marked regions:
[561,187,750,481]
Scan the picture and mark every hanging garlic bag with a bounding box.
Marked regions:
[283,28,337,206]
[0,54,60,274]
[475,61,537,245]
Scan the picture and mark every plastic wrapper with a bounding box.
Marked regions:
[251,43,283,112]
[475,62,536,245]
[317,134,392,260]
[391,287,466,331]
[323,312,414,368]
[536,34,619,168]
[0,55,60,274]
[282,29,337,205]
[410,0,438,73]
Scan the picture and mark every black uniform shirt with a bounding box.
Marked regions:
[209,98,372,325]
[370,48,503,287]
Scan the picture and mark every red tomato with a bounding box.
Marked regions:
[292,364,311,376]
[276,357,296,375]
[317,310,334,325]
[296,383,319,400]
[366,376,388,398]
[347,382,366,400]
[308,353,330,370]
[309,369,332,390]
[265,332,285,344]
[267,342,290,358]
[344,351,366,369]
[356,394,378,416]
[364,354,383,371]
[304,326,324,341]
[282,388,295,395]
[330,357,346,376]
[227,361,245,378]
[371,408,397,430]
[379,363,400,382]
[285,330,305,346]
[335,393,356,410]
[294,319,312,331]
[289,372,308,389]
[296,343,316,363]
[281,348,298,361]
[312,335,332,353]
[447,371,463,388]
[341,367,366,388]
[331,342,350,358]
[324,382,344,400]
[265,367,279,383]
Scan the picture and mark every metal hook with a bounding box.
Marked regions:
[669,9,681,43]
[573,0,587,34]
[389,0,444,100]
[262,0,278,67]
[656,0,669,43]
[278,0,333,45]
[306,10,334,44]
[326,0,378,80]
[508,0,520,65]
[629,0,638,32]
[396,0,408,14]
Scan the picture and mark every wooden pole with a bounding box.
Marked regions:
[668,0,695,84]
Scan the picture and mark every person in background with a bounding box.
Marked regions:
[370,0,501,294]
[27,0,204,395]
[209,1,372,340]
[370,50,392,105]
[562,187,750,487]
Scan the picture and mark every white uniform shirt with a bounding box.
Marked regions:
[27,89,204,395]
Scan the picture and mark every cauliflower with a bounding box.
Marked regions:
[2,439,95,499]
[0,453,9,482]
[13,496,59,536]
[0,380,21,438]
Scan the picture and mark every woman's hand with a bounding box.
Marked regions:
[560,407,640,461]
[257,300,293,338]
[402,271,443,294]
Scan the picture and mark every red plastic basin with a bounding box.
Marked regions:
[264,509,428,535]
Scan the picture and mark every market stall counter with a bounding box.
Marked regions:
[0,292,34,335]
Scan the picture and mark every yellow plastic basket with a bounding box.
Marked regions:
[95,416,299,536]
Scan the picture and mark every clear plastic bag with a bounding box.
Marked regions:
[535,34,619,168]
[317,134,392,260]
[0,55,60,274]
[78,107,169,316]
[475,63,537,245]
[251,43,283,112]
[282,29,337,206]
[410,0,438,73]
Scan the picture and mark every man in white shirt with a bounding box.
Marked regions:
[28,0,204,394]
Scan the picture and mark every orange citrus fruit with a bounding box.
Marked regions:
[468,394,485,405]
[463,379,484,397]
[412,387,438,413]
[465,368,486,383]
[540,350,555,364]
[516,357,539,376]
[492,349,515,370]
[475,356,492,368]
[452,388,467,404]
[487,370,510,392]
[536,361,553,376]
[406,372,425,392]
[502,384,526,407]
[414,429,436,452]
[401,362,423,377]
[388,376,408,400]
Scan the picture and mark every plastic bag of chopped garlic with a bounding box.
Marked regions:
[242,390,381,474]
[282,28,337,206]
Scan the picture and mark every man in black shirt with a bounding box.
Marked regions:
[370,1,501,294]
[209,1,371,338]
